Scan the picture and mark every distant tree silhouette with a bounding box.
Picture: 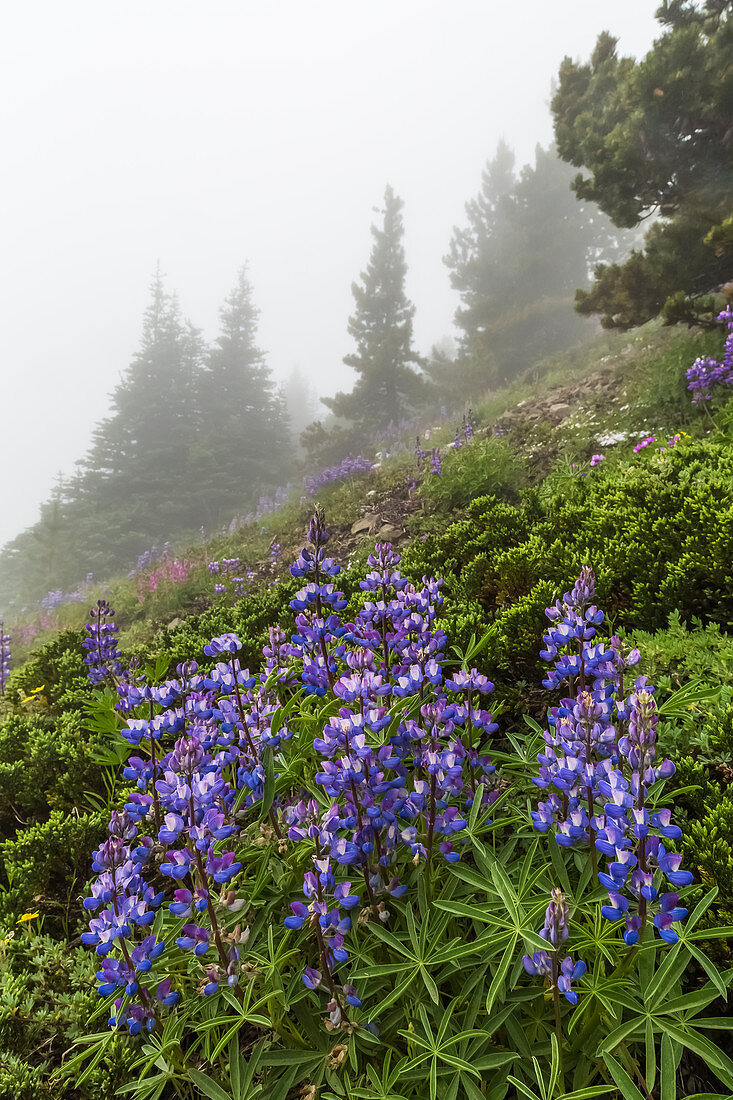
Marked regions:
[324,185,425,436]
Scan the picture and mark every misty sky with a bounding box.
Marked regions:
[0,1,660,551]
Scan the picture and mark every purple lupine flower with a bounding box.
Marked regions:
[430,448,442,476]
[685,310,733,402]
[540,888,569,947]
[285,855,361,1022]
[531,567,691,947]
[0,621,10,695]
[523,890,586,1005]
[85,503,503,1033]
[83,600,124,687]
[597,688,691,944]
[305,456,374,496]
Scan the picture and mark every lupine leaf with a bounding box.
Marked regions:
[602,1052,646,1100]
[645,1018,657,1093]
[687,946,729,1000]
[486,935,518,1013]
[660,1033,678,1100]
[657,1023,733,1091]
[187,1070,233,1100]
[507,1074,542,1100]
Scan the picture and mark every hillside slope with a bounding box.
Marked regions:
[0,319,731,1099]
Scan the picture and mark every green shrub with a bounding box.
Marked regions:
[0,811,105,927]
[6,630,87,714]
[0,714,108,834]
[0,929,134,1099]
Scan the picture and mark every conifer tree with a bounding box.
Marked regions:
[196,266,292,522]
[74,267,196,562]
[444,143,628,386]
[282,366,318,452]
[0,267,294,603]
[552,3,733,327]
[324,185,424,435]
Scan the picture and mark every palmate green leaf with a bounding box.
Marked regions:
[486,935,518,1013]
[568,970,638,1037]
[504,1013,534,1060]
[115,1074,169,1100]
[602,1052,646,1100]
[260,1050,325,1068]
[598,1015,646,1055]
[470,1052,517,1071]
[507,1074,542,1100]
[644,941,689,1009]
[657,678,722,719]
[461,624,498,667]
[58,1029,121,1086]
[547,1032,562,1100]
[522,714,546,736]
[229,1036,242,1100]
[263,1065,301,1100]
[187,1069,233,1100]
[658,1022,733,1091]
[660,973,732,1016]
[397,1005,486,1100]
[682,885,718,932]
[489,859,520,923]
[686,925,733,942]
[460,1075,490,1100]
[431,897,498,924]
[688,945,730,1001]
[367,974,416,1018]
[349,962,408,979]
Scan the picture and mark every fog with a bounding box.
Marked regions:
[0,0,659,550]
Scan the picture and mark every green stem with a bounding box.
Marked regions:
[551,954,565,1096]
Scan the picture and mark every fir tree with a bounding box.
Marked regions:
[444,143,629,386]
[74,267,196,562]
[282,366,318,453]
[196,266,292,522]
[324,185,424,436]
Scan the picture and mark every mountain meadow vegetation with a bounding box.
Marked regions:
[1,4,732,1098]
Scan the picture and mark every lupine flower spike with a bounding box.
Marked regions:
[523,889,586,1006]
[83,601,124,687]
[686,306,733,403]
[0,621,10,695]
[531,567,692,945]
[84,506,504,1031]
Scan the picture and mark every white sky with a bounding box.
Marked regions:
[0,0,660,550]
